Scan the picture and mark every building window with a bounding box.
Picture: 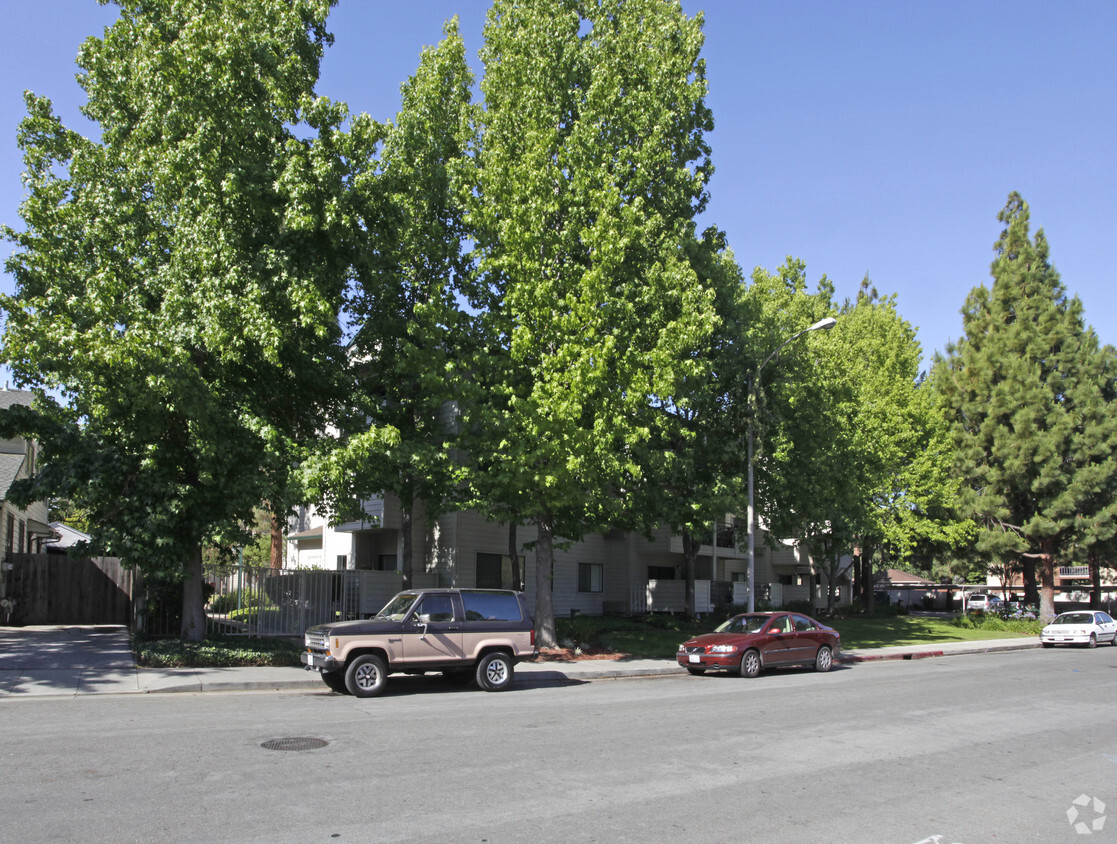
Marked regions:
[476,553,525,589]
[648,565,675,581]
[376,554,398,572]
[578,563,603,593]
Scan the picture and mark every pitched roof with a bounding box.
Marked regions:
[876,568,933,585]
[0,388,35,410]
[0,452,25,501]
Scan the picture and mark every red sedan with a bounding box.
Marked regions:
[677,611,841,678]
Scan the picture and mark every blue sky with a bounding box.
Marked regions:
[2,1,1115,372]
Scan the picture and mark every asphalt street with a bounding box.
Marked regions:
[3,646,1115,844]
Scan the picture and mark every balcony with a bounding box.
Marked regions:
[1058,566,1090,579]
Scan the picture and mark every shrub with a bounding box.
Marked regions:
[209,588,274,614]
[134,634,303,668]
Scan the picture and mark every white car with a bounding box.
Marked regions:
[966,593,1004,612]
[1040,611,1117,648]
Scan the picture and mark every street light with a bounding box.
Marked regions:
[746,317,837,612]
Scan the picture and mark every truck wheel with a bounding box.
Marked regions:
[345,654,388,698]
[476,652,514,692]
[321,670,348,694]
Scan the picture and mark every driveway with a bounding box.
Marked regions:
[0,624,136,696]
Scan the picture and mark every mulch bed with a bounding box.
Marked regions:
[533,646,628,662]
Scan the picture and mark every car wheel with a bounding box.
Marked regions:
[740,649,761,679]
[1110,634,1117,647]
[443,668,473,686]
[476,652,514,692]
[345,654,388,698]
[814,645,833,673]
[1087,633,1097,648]
[320,670,348,694]
[1042,642,1054,648]
[686,667,706,676]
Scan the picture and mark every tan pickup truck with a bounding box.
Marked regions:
[302,588,536,697]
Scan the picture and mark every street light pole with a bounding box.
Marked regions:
[746,317,836,612]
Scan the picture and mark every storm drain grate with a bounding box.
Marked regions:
[261,737,329,752]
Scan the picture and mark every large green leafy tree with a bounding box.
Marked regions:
[0,0,366,639]
[936,193,1116,620]
[829,285,971,609]
[744,261,848,611]
[634,230,748,617]
[753,271,959,614]
[309,20,475,588]
[467,0,716,646]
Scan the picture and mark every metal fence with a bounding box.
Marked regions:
[206,568,438,637]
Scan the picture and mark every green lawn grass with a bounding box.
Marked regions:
[134,612,1043,667]
[564,612,1043,661]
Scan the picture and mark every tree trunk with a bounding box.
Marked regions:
[1089,554,1101,610]
[508,521,521,592]
[181,544,207,642]
[400,501,413,590]
[827,553,839,615]
[1037,541,1056,622]
[861,543,876,613]
[1021,557,1039,606]
[681,531,698,618]
[270,511,284,570]
[534,517,556,648]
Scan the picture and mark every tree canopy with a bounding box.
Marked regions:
[0,0,367,639]
[466,0,717,644]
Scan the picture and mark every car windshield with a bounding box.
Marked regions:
[376,593,419,621]
[1053,613,1093,625]
[715,615,770,634]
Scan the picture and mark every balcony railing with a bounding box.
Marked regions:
[1058,566,1090,579]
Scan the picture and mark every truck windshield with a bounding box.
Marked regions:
[377,593,419,621]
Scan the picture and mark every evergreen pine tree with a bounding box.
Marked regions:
[937,193,1114,620]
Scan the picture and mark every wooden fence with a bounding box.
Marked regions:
[2,553,132,626]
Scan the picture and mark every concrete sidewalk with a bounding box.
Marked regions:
[0,625,1041,698]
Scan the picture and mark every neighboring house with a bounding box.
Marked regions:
[44,521,91,553]
[987,567,1117,606]
[0,388,53,556]
[288,495,851,616]
[875,569,937,609]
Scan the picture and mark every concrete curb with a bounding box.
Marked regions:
[838,639,1040,664]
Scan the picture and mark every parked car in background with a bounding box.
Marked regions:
[677,611,840,678]
[1040,611,1117,648]
[966,593,1003,613]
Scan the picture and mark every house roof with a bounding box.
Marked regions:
[0,452,25,501]
[876,569,933,586]
[46,521,91,549]
[288,526,323,541]
[0,388,35,411]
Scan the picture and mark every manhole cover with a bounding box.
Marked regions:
[261,737,329,752]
